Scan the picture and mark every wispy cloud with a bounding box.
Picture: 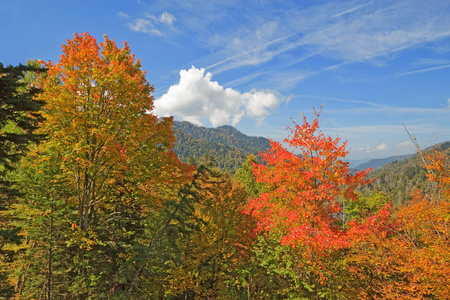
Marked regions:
[302,95,450,115]
[329,106,450,115]
[293,94,385,109]
[412,58,450,66]
[327,124,406,135]
[125,0,450,83]
[199,0,450,79]
[224,69,271,88]
[263,71,311,91]
[146,11,176,26]
[117,11,129,19]
[295,3,450,62]
[396,64,450,76]
[331,2,372,18]
[327,123,450,137]
[127,19,162,35]
[206,33,293,72]
[127,11,176,35]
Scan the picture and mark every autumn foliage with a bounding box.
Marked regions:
[3,33,193,299]
[1,32,450,299]
[244,108,371,251]
[242,108,450,299]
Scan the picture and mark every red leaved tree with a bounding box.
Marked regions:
[244,107,371,251]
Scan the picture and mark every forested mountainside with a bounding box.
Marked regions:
[172,120,450,205]
[358,141,450,206]
[352,142,448,171]
[172,121,271,174]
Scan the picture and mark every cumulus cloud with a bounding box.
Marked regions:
[153,66,288,127]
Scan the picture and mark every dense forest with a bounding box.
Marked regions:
[1,33,449,299]
[172,121,270,174]
[357,142,450,206]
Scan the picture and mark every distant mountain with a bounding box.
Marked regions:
[352,153,415,171]
[352,142,450,171]
[357,141,450,206]
[171,121,450,195]
[172,121,271,174]
[348,158,372,169]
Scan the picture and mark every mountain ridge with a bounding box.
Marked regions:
[352,142,450,171]
[171,120,449,176]
[172,121,271,174]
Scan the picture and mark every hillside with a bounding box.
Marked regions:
[172,121,271,174]
[172,120,450,199]
[358,141,450,206]
[352,143,448,171]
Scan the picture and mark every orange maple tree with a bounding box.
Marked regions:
[36,32,191,233]
[343,192,450,299]
[8,32,193,298]
[340,147,450,299]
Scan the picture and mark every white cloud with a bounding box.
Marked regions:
[289,2,450,63]
[160,12,175,25]
[357,140,414,155]
[207,29,295,73]
[397,64,450,77]
[331,2,372,19]
[396,140,412,149]
[146,11,176,26]
[153,66,287,127]
[201,0,450,77]
[127,19,162,35]
[127,11,175,35]
[360,142,390,154]
[412,58,450,66]
[128,19,149,32]
[376,143,389,151]
[117,11,129,19]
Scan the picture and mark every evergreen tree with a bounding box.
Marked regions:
[0,61,45,194]
[0,61,45,297]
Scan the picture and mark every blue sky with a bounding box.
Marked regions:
[2,0,450,160]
